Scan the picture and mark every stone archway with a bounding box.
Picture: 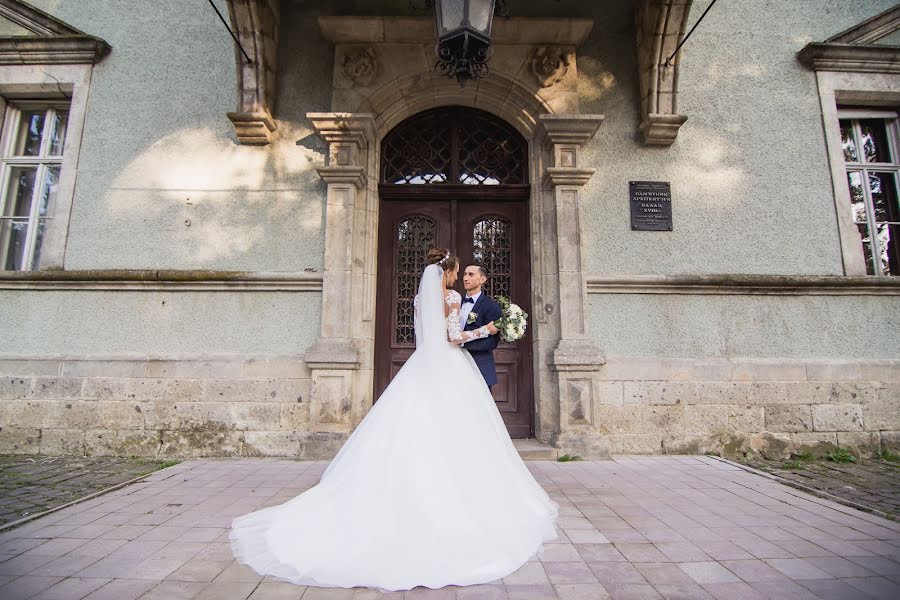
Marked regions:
[303,16,608,453]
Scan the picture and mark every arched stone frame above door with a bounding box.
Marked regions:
[303,16,608,451]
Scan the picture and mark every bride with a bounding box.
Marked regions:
[230,248,559,592]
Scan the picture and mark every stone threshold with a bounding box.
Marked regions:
[513,438,558,461]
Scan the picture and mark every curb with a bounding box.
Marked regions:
[708,455,896,522]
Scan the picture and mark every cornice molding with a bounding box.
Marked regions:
[586,274,900,295]
[798,43,900,73]
[0,270,323,291]
[826,5,900,45]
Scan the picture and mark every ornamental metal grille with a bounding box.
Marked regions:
[395,216,436,344]
[472,217,511,299]
[381,107,526,185]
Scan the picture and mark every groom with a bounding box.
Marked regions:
[459,265,502,391]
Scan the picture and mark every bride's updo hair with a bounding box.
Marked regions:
[425,247,458,271]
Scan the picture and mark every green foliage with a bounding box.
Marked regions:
[876,448,899,463]
[825,447,857,463]
[557,454,583,462]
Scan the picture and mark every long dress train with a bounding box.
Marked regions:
[229,264,558,591]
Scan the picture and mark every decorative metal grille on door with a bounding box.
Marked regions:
[381,107,527,186]
[394,216,436,344]
[472,217,512,299]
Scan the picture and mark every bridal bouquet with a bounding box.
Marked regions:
[495,296,528,343]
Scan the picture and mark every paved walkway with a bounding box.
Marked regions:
[0,456,898,599]
[0,456,175,527]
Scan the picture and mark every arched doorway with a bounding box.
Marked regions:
[374,106,534,438]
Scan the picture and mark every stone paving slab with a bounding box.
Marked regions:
[0,455,177,527]
[0,456,898,599]
[740,456,900,518]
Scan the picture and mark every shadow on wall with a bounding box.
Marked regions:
[101,125,326,266]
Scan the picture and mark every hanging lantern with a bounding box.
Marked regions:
[433,0,497,87]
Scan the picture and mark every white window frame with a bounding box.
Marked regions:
[814,70,900,276]
[837,109,900,276]
[0,102,69,270]
[0,63,92,271]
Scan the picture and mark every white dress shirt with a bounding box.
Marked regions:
[459,290,481,346]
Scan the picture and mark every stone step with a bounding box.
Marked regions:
[514,438,558,461]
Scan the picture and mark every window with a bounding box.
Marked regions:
[0,103,69,271]
[838,111,900,276]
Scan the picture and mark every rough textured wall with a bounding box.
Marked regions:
[27,0,330,272]
[1,290,320,355]
[578,0,895,277]
[587,293,900,359]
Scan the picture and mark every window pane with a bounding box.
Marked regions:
[859,118,892,163]
[472,217,512,299]
[0,219,29,270]
[38,166,60,216]
[12,110,45,156]
[30,218,47,269]
[856,222,876,275]
[2,166,37,217]
[876,223,897,276]
[847,171,866,222]
[868,172,899,224]
[48,110,68,156]
[839,119,858,162]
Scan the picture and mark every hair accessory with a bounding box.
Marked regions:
[438,250,451,267]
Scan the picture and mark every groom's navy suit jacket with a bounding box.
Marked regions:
[462,293,502,387]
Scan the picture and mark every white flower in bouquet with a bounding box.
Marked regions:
[495,295,529,343]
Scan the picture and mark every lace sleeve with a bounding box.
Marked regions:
[413,294,421,347]
[445,290,490,343]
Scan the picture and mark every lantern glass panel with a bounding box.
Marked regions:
[468,0,495,35]
[436,0,465,35]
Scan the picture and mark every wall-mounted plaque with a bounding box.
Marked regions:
[629,181,672,231]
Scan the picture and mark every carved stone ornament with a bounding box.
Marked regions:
[342,47,379,87]
[531,46,571,88]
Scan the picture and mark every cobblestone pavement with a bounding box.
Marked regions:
[0,456,898,599]
[0,456,175,526]
[740,457,900,518]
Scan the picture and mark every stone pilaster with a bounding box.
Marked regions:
[537,114,609,457]
[305,113,376,433]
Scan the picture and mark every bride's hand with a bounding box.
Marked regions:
[486,321,499,335]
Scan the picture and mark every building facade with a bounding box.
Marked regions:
[0,0,898,460]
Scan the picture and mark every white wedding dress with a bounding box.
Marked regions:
[229,264,559,591]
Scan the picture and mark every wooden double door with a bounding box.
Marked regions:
[374,193,534,438]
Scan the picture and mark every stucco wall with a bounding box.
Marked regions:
[587,293,900,359]
[578,0,895,277]
[28,0,330,272]
[1,289,320,355]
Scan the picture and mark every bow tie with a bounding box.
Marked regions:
[462,296,474,304]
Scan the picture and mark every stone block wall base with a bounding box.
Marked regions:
[0,355,324,459]
[556,432,611,460]
[1,356,898,460]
